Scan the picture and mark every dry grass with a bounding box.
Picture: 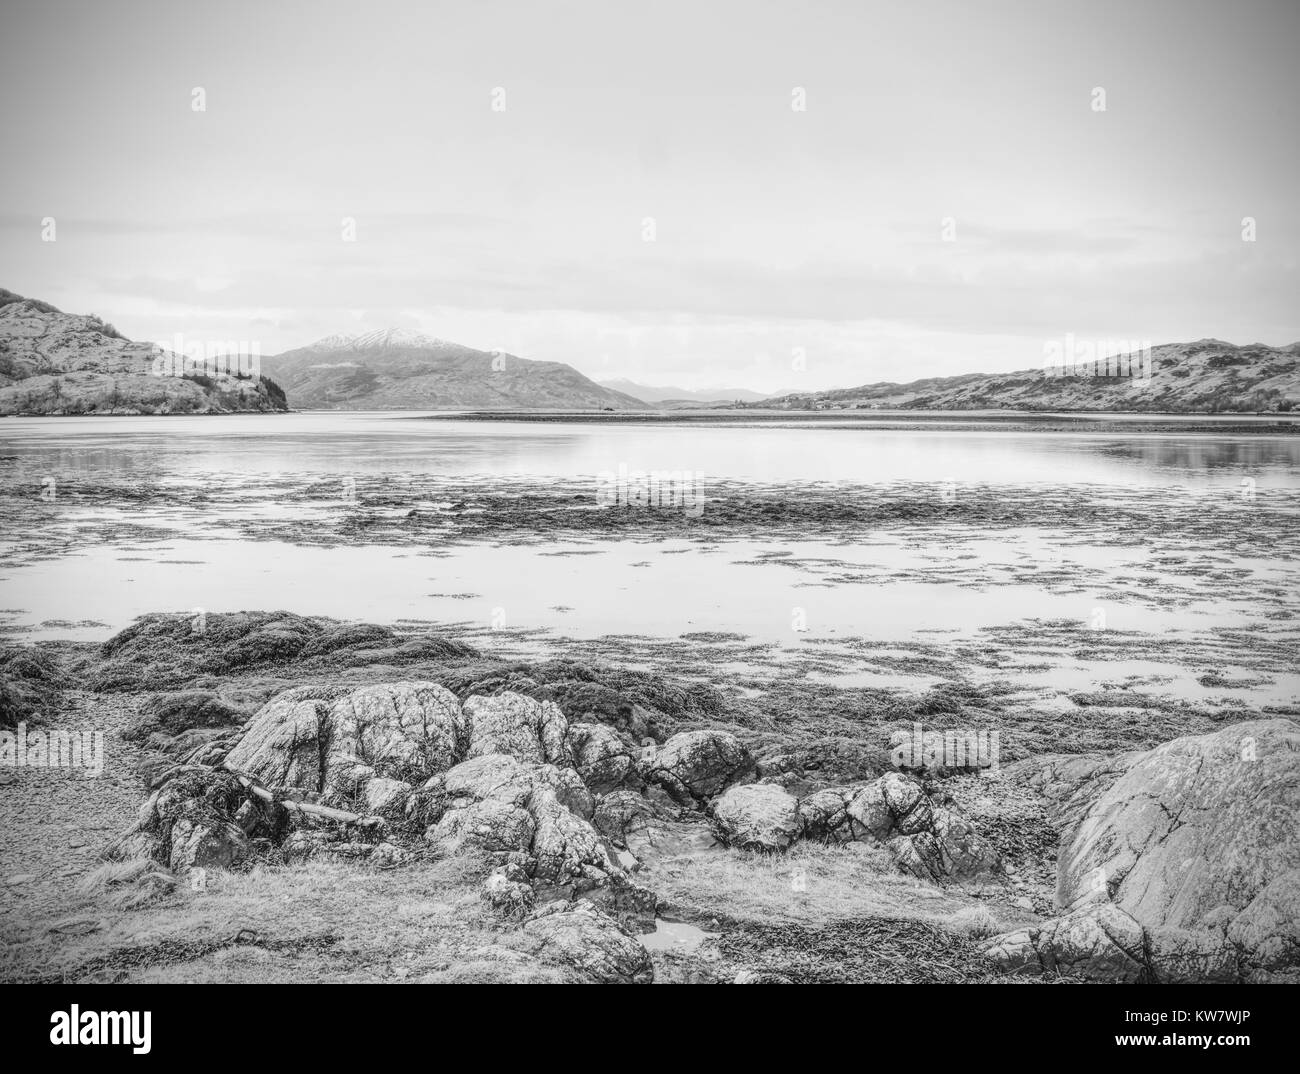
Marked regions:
[649,841,980,928]
[6,852,571,984]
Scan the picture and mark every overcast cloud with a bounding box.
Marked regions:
[1,0,1297,391]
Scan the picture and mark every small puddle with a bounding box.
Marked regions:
[639,919,718,954]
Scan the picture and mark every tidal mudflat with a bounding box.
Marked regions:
[1,413,1298,983]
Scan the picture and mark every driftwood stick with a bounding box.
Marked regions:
[219,763,370,826]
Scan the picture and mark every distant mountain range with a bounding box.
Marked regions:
[740,340,1300,414]
[0,289,286,416]
[598,378,774,406]
[5,290,1298,417]
[260,331,644,410]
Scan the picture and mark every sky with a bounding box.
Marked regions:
[1,0,1297,392]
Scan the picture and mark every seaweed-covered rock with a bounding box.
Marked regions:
[0,645,63,729]
[91,611,326,690]
[713,784,801,850]
[90,612,474,691]
[122,690,245,743]
[298,622,396,658]
[545,681,657,740]
[515,899,654,984]
[644,730,755,804]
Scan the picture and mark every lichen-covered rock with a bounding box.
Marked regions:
[464,692,571,766]
[798,773,999,882]
[167,817,248,873]
[644,730,754,804]
[890,807,1002,883]
[986,720,1300,982]
[530,786,610,883]
[363,776,412,819]
[713,784,801,850]
[568,722,639,793]
[106,764,261,876]
[800,772,931,842]
[224,682,467,807]
[981,904,1148,982]
[515,899,654,984]
[419,754,603,880]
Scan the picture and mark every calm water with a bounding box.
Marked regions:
[3,411,1300,486]
[2,413,1298,706]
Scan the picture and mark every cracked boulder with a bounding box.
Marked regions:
[513,899,654,984]
[981,904,1148,982]
[713,783,801,850]
[417,754,605,881]
[224,682,467,809]
[799,772,1000,881]
[568,722,640,793]
[889,807,1002,883]
[464,692,572,766]
[643,729,755,805]
[985,719,1300,982]
[106,765,264,876]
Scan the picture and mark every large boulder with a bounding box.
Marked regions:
[799,772,932,843]
[713,784,801,850]
[464,692,571,766]
[799,773,1000,881]
[985,720,1300,982]
[107,765,261,876]
[515,899,654,983]
[418,754,606,883]
[568,722,639,793]
[224,682,467,807]
[982,904,1148,982]
[644,730,754,804]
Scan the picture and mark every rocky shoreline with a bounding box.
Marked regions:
[2,611,1296,984]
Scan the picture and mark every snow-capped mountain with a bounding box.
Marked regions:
[261,332,645,410]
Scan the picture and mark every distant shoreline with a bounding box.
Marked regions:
[408,409,1300,435]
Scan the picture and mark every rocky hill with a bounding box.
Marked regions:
[746,340,1300,414]
[262,330,645,410]
[0,289,288,416]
